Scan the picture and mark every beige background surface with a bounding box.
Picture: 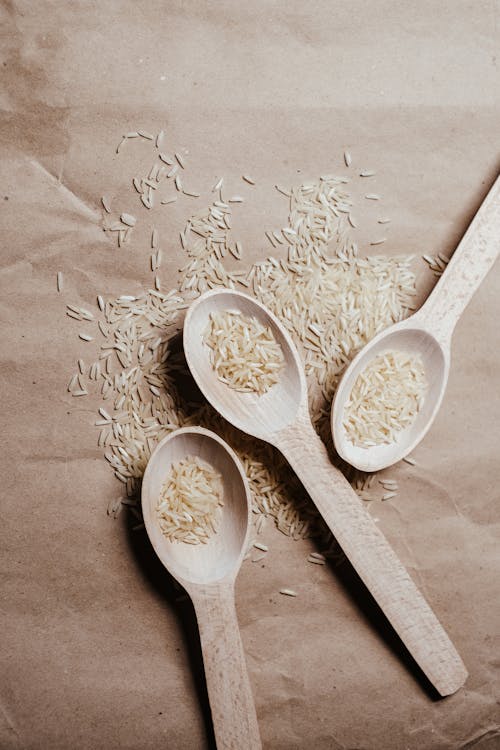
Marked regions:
[1,2,499,748]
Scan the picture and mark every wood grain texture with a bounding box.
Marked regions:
[417,173,500,344]
[275,410,468,697]
[141,427,262,750]
[191,582,262,750]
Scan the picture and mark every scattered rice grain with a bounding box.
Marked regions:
[121,213,136,227]
[382,492,397,501]
[279,588,297,597]
[307,555,326,565]
[175,152,186,169]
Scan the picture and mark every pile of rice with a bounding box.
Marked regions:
[65,135,421,550]
[156,457,223,544]
[203,310,284,394]
[343,350,427,447]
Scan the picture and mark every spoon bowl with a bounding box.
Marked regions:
[331,173,500,472]
[184,289,305,439]
[142,426,251,586]
[332,322,449,472]
[142,426,262,750]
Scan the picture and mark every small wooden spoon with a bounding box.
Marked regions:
[184,289,467,696]
[142,426,262,750]
[332,174,500,472]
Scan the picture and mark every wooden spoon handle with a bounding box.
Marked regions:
[191,582,262,750]
[275,416,468,697]
[418,174,500,344]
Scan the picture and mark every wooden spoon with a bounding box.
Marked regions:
[184,289,467,696]
[332,174,500,472]
[142,426,262,750]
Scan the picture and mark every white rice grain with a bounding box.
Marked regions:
[344,351,427,447]
[382,492,397,501]
[253,542,268,551]
[204,310,285,395]
[121,213,137,227]
[156,456,223,544]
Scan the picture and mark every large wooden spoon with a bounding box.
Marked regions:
[332,174,500,471]
[184,289,467,696]
[142,426,262,750]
